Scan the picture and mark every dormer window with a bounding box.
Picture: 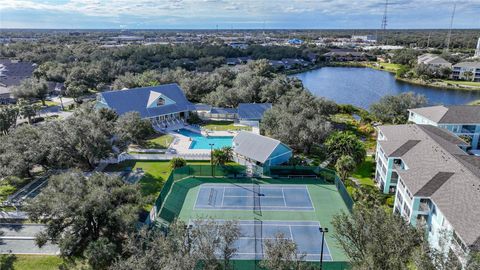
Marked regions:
[156,98,165,106]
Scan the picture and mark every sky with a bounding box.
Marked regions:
[0,0,479,29]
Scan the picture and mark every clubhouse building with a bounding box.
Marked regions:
[96,84,273,129]
[96,83,194,127]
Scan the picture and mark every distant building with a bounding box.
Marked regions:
[417,54,452,69]
[226,56,252,66]
[408,105,480,149]
[110,35,144,42]
[280,58,310,69]
[232,131,292,174]
[268,60,285,70]
[306,53,318,63]
[475,37,480,58]
[0,60,36,103]
[451,62,480,82]
[323,50,372,62]
[351,35,377,43]
[375,124,480,266]
[228,42,249,49]
[287,38,304,45]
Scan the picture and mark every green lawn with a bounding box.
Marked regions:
[0,255,63,270]
[33,101,60,107]
[330,113,376,151]
[202,120,251,131]
[468,99,480,105]
[351,156,376,186]
[0,183,17,202]
[443,80,480,88]
[105,160,217,210]
[371,62,403,73]
[141,134,174,149]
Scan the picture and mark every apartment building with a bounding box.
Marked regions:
[417,54,452,69]
[451,62,480,82]
[375,124,480,265]
[408,105,480,150]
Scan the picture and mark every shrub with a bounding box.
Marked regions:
[170,157,187,169]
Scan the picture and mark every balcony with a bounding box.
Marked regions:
[416,215,428,229]
[418,199,431,215]
[390,171,399,184]
[459,125,477,134]
[419,202,430,212]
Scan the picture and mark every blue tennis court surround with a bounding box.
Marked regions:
[194,184,314,211]
[191,220,332,261]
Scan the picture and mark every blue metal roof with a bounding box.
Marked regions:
[99,83,193,118]
[210,107,237,114]
[237,103,272,120]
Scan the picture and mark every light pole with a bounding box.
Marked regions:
[184,224,193,251]
[319,227,329,270]
[209,143,215,177]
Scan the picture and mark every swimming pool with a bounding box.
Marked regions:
[176,129,233,150]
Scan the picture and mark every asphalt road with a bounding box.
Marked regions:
[0,223,59,255]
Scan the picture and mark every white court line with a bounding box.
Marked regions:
[221,187,225,207]
[192,185,203,209]
[239,223,321,227]
[222,195,284,198]
[288,225,294,240]
[304,185,316,211]
[281,187,287,206]
[195,205,314,209]
[235,252,330,256]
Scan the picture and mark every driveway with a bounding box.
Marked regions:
[0,223,59,255]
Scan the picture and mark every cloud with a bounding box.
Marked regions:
[1,0,479,29]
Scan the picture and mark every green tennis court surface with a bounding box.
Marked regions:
[159,177,349,262]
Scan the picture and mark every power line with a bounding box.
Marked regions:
[380,0,388,44]
[381,0,388,31]
[445,1,456,51]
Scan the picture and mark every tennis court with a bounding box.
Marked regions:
[190,220,332,261]
[194,183,314,211]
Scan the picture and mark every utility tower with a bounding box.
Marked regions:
[380,0,388,44]
[445,1,456,51]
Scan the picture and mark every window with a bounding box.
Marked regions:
[397,193,403,205]
[403,204,411,218]
[156,98,165,106]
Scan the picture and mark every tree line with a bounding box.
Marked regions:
[0,105,153,179]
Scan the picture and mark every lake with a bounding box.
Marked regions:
[294,67,480,109]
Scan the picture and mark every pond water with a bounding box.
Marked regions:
[294,67,480,109]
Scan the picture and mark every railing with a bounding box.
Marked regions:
[419,201,430,212]
[118,152,210,162]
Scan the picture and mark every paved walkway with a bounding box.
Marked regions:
[0,223,59,255]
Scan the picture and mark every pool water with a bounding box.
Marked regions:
[177,129,233,150]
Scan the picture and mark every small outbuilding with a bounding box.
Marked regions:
[232,131,292,172]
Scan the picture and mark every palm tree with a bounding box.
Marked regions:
[464,71,474,81]
[212,147,233,165]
